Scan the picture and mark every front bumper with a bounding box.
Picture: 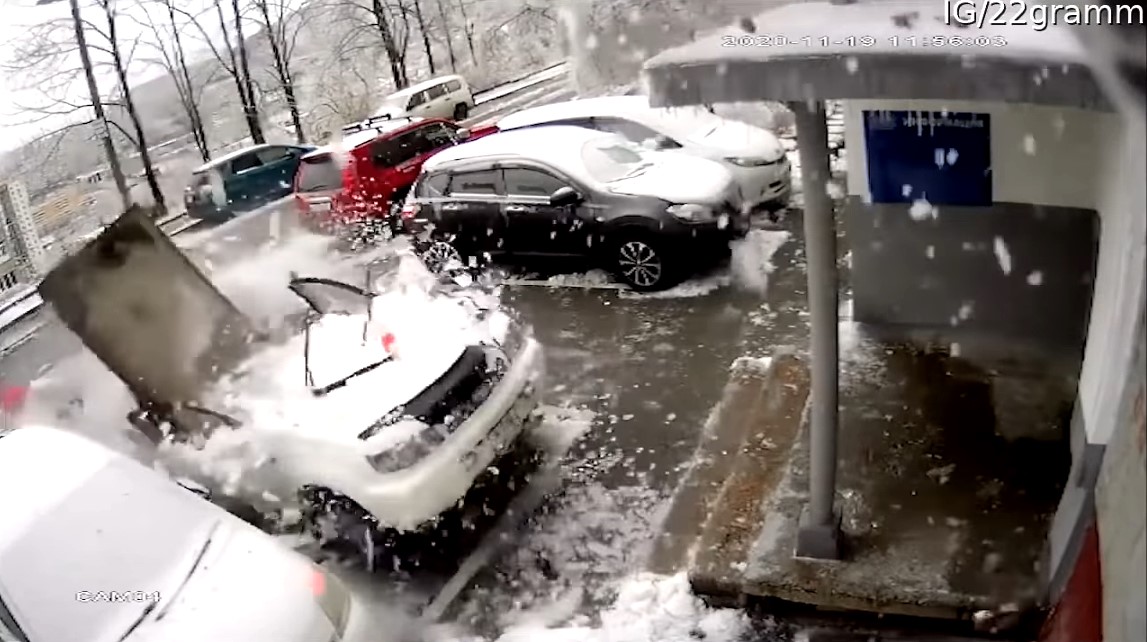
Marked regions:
[730,159,792,209]
[337,337,543,531]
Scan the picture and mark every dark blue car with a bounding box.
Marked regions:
[183,144,314,222]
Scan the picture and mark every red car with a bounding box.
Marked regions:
[293,116,497,232]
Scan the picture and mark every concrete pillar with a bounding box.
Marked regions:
[790,100,843,560]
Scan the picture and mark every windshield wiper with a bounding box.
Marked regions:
[617,162,654,181]
[116,599,159,642]
[311,355,394,397]
[149,520,223,625]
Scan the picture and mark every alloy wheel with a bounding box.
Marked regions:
[617,240,663,288]
[423,240,464,273]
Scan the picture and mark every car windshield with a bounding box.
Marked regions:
[649,107,726,143]
[0,461,217,642]
[288,277,372,316]
[296,154,342,193]
[579,138,654,184]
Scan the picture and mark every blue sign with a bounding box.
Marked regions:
[863,110,992,207]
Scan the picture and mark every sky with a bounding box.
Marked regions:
[0,0,223,152]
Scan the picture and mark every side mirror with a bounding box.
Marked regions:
[549,186,582,207]
[455,128,471,141]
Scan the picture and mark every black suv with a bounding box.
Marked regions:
[399,126,748,291]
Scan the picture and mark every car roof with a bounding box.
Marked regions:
[0,427,119,549]
[192,143,283,173]
[304,117,435,159]
[496,96,656,129]
[388,74,467,99]
[421,125,623,180]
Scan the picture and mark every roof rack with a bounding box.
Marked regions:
[340,114,416,135]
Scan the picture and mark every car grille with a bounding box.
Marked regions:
[358,345,505,442]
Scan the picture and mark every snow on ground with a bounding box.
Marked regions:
[527,229,791,299]
[838,298,888,388]
[440,572,750,642]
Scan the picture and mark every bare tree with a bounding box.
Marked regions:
[251,0,308,143]
[230,0,262,139]
[308,52,377,139]
[128,0,212,162]
[0,0,166,208]
[94,0,167,216]
[454,0,477,66]
[433,0,458,72]
[329,0,410,90]
[408,0,435,75]
[171,1,266,145]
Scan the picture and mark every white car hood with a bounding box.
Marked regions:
[607,155,735,206]
[690,121,786,162]
[132,524,338,642]
[208,284,500,442]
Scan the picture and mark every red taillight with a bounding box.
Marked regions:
[400,202,419,219]
[310,569,326,597]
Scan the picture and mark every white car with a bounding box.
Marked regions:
[139,248,542,542]
[372,75,476,122]
[496,95,792,211]
[0,426,374,642]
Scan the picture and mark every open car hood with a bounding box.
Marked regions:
[208,263,504,440]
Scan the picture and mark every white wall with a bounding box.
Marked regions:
[842,98,1143,445]
[841,99,1117,211]
[1078,112,1147,445]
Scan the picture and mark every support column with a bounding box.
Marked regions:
[790,100,843,560]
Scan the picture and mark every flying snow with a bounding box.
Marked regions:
[993,236,1013,275]
[909,198,938,221]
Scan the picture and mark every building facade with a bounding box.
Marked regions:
[0,181,49,289]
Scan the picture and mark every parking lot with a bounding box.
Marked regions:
[1,187,816,636]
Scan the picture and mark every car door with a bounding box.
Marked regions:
[254,146,306,199]
[436,168,506,254]
[223,151,266,210]
[500,166,592,257]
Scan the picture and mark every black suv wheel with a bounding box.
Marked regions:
[611,233,676,292]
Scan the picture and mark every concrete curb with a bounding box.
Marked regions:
[687,354,811,606]
[645,353,812,596]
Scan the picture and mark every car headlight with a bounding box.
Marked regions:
[726,156,786,167]
[667,203,717,221]
[363,423,442,473]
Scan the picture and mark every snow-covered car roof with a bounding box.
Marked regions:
[421,125,660,188]
[496,96,655,130]
[192,144,285,173]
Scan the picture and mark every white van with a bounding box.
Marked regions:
[0,426,377,642]
[372,75,475,122]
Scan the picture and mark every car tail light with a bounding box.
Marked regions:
[400,202,420,219]
[311,565,352,635]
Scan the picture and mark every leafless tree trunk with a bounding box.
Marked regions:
[369,0,408,89]
[231,0,262,138]
[253,0,306,144]
[214,0,265,144]
[455,0,477,66]
[98,0,166,217]
[165,1,210,160]
[433,0,457,72]
[410,0,435,75]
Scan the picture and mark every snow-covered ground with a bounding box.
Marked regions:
[504,228,791,299]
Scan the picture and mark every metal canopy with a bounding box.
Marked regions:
[643,0,1112,111]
